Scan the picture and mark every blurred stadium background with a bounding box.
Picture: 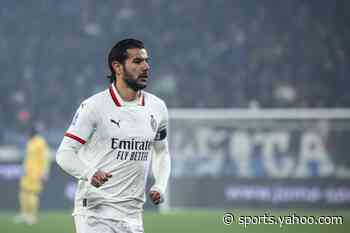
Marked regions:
[1,0,350,232]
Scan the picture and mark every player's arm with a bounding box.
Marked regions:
[42,141,51,182]
[149,103,171,205]
[56,101,111,187]
[35,141,49,180]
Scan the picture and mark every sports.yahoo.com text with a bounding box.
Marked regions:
[222,212,343,228]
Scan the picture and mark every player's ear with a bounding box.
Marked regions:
[112,61,123,76]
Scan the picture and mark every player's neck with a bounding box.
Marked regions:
[114,80,138,102]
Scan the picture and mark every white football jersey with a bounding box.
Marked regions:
[64,83,168,225]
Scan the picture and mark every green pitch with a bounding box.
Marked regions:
[0,209,348,233]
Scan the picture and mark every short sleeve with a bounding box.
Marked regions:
[64,101,96,144]
[155,101,168,141]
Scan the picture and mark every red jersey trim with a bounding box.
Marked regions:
[64,132,86,144]
[109,83,145,107]
[109,85,122,107]
[140,93,145,106]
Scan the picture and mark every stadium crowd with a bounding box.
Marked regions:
[0,0,349,142]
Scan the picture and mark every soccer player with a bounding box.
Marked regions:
[56,38,171,233]
[14,126,50,225]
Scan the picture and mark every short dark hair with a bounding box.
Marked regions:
[29,125,38,137]
[107,38,145,83]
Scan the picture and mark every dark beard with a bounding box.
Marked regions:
[124,77,146,91]
[123,67,147,91]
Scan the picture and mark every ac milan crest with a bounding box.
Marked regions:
[150,115,157,132]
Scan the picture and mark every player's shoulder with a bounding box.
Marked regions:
[31,136,47,147]
[79,88,110,109]
[144,91,167,110]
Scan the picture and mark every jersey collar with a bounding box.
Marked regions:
[109,83,145,107]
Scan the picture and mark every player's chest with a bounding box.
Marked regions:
[98,107,160,139]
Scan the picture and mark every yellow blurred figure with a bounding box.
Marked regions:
[14,127,50,225]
